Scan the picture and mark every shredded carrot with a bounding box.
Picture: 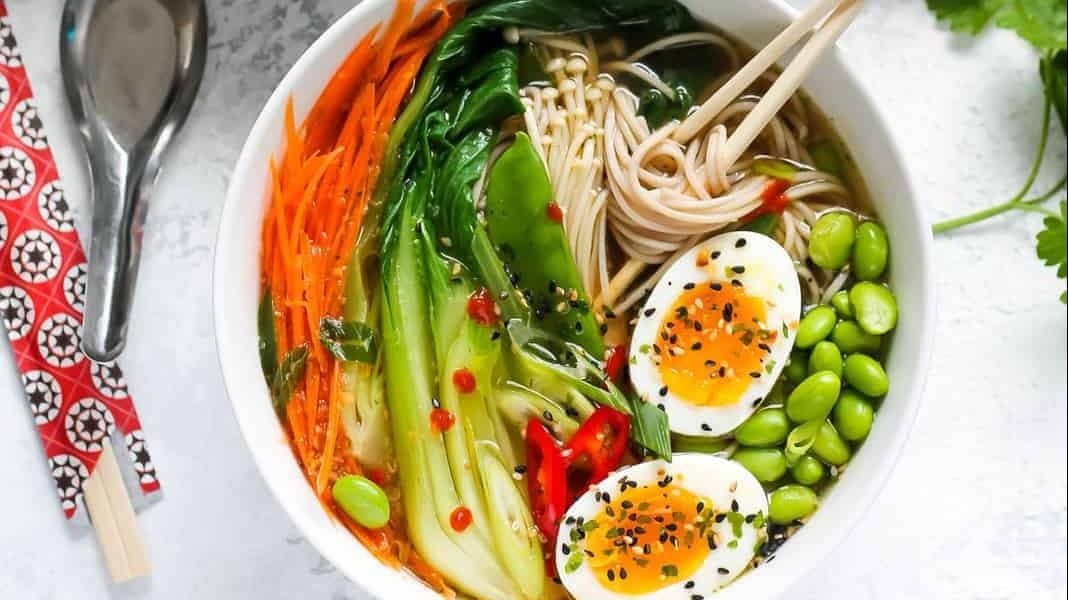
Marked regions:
[259,3,458,589]
[370,0,416,79]
[316,361,343,493]
[304,24,382,157]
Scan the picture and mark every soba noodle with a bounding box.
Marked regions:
[508,28,863,315]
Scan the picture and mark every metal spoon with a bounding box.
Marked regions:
[61,0,207,362]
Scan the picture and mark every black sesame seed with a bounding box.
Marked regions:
[685,581,695,589]
[711,251,721,259]
[694,321,703,332]
[514,465,527,474]
[657,403,665,411]
[745,514,756,523]
[644,308,656,317]
[718,567,730,575]
[561,544,570,555]
[607,569,615,582]
[599,324,608,334]
[490,330,501,341]
[749,371,762,378]
[691,342,703,351]
[683,282,696,290]
[732,265,746,274]
[735,238,747,248]
[731,279,743,287]
[731,500,740,512]
[659,386,668,397]
[710,282,723,291]
[701,423,712,431]
[714,514,726,523]
[723,303,734,322]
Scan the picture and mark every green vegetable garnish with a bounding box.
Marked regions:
[271,345,308,417]
[319,317,378,363]
[257,290,278,383]
[927,1,1068,302]
[1036,201,1068,303]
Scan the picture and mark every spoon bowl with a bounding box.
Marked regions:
[61,0,207,362]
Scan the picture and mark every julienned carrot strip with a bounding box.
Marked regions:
[395,3,451,57]
[316,361,343,494]
[408,0,448,33]
[304,24,381,157]
[370,0,415,79]
[287,391,312,470]
[290,150,342,255]
[304,356,321,451]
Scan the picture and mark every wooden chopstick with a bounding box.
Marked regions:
[672,0,862,161]
[83,439,150,582]
[720,0,862,168]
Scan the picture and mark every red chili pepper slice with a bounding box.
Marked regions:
[525,419,568,544]
[466,288,499,326]
[564,406,631,491]
[603,344,628,383]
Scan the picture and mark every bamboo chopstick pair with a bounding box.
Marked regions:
[83,440,150,582]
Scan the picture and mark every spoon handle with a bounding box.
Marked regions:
[82,140,150,363]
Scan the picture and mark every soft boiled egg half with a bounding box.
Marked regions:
[629,232,801,437]
[556,454,768,598]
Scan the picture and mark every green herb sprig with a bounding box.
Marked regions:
[927,0,1068,303]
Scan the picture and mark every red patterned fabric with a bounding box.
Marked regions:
[0,3,159,519]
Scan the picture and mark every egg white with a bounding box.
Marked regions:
[555,454,768,599]
[628,232,801,437]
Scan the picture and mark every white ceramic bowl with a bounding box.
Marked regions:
[214,1,935,598]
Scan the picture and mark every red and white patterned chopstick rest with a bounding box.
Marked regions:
[0,6,160,520]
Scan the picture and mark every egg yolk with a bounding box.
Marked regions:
[654,282,773,407]
[581,479,713,594]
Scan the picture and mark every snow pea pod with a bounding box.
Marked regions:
[485,132,603,355]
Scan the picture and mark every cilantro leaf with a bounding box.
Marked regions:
[927,0,1068,51]
[995,0,1068,51]
[1035,201,1067,303]
[926,0,1001,34]
[1041,50,1068,133]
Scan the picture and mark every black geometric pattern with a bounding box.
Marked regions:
[0,73,8,113]
[10,228,61,283]
[0,17,20,68]
[0,208,6,249]
[36,312,84,368]
[0,145,35,200]
[22,369,62,425]
[125,430,157,486]
[37,181,74,233]
[64,397,115,453]
[49,454,89,514]
[91,361,129,399]
[11,98,47,149]
[63,261,87,313]
[0,284,34,341]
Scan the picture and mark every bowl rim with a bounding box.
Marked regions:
[213,0,936,598]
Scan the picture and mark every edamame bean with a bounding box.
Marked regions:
[796,306,837,349]
[850,282,899,335]
[843,354,889,397]
[791,455,826,486]
[785,351,809,383]
[735,407,791,447]
[831,320,882,354]
[768,484,819,524]
[833,390,875,441]
[732,448,788,483]
[332,475,391,529]
[853,221,890,280]
[808,340,843,376]
[786,371,841,422]
[811,421,851,465]
[808,213,856,269]
[830,290,853,318]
